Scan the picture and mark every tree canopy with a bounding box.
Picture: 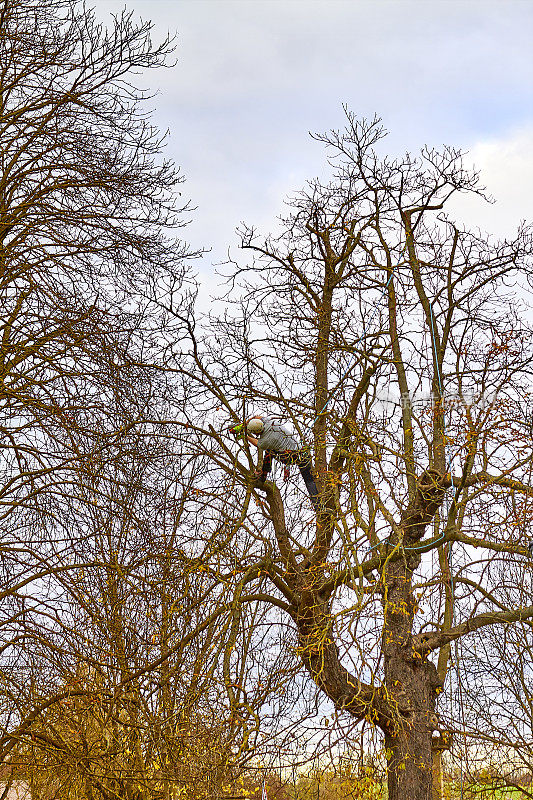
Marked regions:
[167,113,533,800]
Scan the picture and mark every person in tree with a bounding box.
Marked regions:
[244,416,319,509]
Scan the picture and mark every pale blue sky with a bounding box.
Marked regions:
[95,0,533,273]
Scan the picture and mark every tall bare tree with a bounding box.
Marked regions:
[0,0,205,787]
[167,114,533,800]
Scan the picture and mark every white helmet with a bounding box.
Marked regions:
[247,418,264,435]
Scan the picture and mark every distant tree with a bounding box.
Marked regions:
[0,0,203,783]
[169,114,533,800]
[444,594,533,798]
[3,428,245,800]
[289,762,384,800]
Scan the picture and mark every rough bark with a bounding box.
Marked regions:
[381,553,442,800]
[379,472,448,799]
[295,593,380,719]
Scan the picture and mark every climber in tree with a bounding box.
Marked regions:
[245,416,319,509]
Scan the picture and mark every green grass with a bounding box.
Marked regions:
[445,782,526,799]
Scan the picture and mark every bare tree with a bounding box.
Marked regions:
[167,114,533,799]
[0,0,209,789]
[438,570,533,798]
[0,0,191,519]
[3,435,242,800]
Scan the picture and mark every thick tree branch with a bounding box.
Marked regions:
[415,604,533,655]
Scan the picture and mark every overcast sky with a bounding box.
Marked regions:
[95,0,533,283]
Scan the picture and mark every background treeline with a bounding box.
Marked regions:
[0,0,240,798]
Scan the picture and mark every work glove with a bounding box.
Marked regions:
[228,423,245,439]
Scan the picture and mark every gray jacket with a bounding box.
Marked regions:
[257,416,299,452]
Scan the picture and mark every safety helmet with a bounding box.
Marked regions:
[246,418,264,435]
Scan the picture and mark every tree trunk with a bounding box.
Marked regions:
[385,726,433,800]
[382,550,441,800]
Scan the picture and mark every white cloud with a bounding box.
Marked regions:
[91,0,533,268]
[447,127,533,238]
